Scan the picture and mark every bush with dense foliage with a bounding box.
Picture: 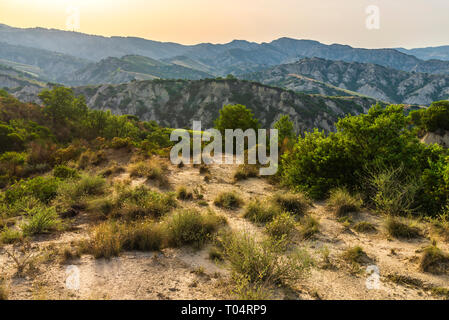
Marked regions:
[281,103,447,216]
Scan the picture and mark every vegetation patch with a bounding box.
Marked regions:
[326,188,362,217]
[214,191,243,210]
[271,192,310,217]
[244,200,281,224]
[164,209,225,248]
[419,245,449,274]
[353,221,377,233]
[265,212,296,240]
[385,216,421,239]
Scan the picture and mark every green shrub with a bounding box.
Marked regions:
[22,206,62,235]
[385,216,421,239]
[220,232,313,284]
[368,166,420,216]
[243,200,281,224]
[114,186,176,219]
[271,192,309,217]
[164,209,225,248]
[56,174,106,208]
[5,176,60,204]
[53,165,79,179]
[281,104,433,201]
[410,100,449,132]
[110,137,133,149]
[326,188,362,217]
[0,227,23,244]
[214,192,243,210]
[265,212,296,240]
[122,221,164,251]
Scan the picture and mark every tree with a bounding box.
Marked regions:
[39,87,88,125]
[214,104,259,134]
[274,115,296,153]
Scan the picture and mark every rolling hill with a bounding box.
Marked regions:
[242,58,449,105]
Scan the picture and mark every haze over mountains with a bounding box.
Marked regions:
[0,23,448,124]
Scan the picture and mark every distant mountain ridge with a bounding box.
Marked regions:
[241,58,449,105]
[1,23,449,79]
[61,55,214,86]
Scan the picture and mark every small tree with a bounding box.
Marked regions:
[274,115,296,153]
[214,104,259,134]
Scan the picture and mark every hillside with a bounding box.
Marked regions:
[0,41,89,82]
[71,79,379,133]
[242,58,449,105]
[61,55,214,86]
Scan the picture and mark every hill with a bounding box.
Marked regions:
[70,78,379,133]
[242,58,449,105]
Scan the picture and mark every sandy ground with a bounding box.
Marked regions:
[1,153,448,300]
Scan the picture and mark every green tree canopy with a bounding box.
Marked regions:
[214,104,259,134]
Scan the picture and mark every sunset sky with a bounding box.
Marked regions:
[0,0,448,48]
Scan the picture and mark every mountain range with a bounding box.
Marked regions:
[0,22,448,126]
[241,58,449,105]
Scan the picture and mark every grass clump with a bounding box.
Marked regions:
[326,188,362,217]
[233,164,259,181]
[81,220,165,259]
[265,212,296,240]
[385,216,421,239]
[176,186,194,201]
[214,191,243,210]
[115,185,176,220]
[22,206,62,236]
[271,192,310,217]
[342,246,369,264]
[243,200,281,224]
[53,165,79,179]
[55,174,106,209]
[220,231,313,285]
[428,213,449,241]
[164,209,225,248]
[419,245,449,274]
[0,227,23,244]
[299,215,320,239]
[353,221,377,233]
[129,160,169,187]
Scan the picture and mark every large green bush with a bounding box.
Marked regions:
[409,101,449,132]
[281,104,447,215]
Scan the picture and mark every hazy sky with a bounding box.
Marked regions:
[0,0,448,48]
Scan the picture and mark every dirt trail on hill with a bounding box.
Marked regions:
[1,154,448,300]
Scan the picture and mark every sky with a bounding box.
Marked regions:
[0,0,448,49]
